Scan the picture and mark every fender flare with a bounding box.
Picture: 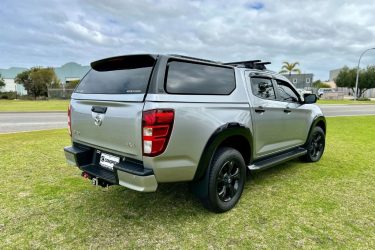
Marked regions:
[193,122,253,181]
[304,115,326,145]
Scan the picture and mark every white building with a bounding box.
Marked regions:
[1,78,27,95]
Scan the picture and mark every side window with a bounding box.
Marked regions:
[250,78,276,100]
[275,80,300,102]
[165,61,235,95]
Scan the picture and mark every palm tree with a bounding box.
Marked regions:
[279,61,301,76]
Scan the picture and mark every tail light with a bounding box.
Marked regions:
[68,105,72,136]
[142,109,174,157]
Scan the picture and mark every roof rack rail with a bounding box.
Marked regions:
[254,61,271,70]
[224,60,271,70]
[169,54,219,64]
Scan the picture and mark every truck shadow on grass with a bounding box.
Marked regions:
[74,159,304,219]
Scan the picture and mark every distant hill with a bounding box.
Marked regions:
[0,67,28,78]
[54,62,90,82]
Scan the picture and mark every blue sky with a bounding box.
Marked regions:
[1,0,375,80]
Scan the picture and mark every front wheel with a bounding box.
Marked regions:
[202,147,246,213]
[303,126,325,162]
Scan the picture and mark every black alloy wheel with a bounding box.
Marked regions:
[202,147,246,213]
[217,160,241,202]
[303,126,325,162]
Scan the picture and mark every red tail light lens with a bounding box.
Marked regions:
[142,109,174,157]
[68,105,72,136]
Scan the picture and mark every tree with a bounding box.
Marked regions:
[279,61,301,75]
[335,66,375,98]
[0,74,5,89]
[358,66,375,97]
[15,67,60,99]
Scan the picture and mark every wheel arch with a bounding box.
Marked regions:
[316,119,326,134]
[305,115,326,145]
[193,123,253,181]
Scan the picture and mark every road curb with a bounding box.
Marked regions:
[0,128,66,135]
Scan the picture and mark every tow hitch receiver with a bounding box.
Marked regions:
[93,178,112,188]
[81,171,112,187]
[92,177,98,186]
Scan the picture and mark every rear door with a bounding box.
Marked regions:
[70,55,156,161]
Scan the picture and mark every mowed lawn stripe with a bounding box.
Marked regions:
[0,116,374,248]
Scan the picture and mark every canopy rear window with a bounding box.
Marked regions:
[165,60,235,95]
[75,55,155,94]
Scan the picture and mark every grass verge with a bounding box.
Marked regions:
[0,116,374,248]
[0,100,70,112]
[317,99,374,105]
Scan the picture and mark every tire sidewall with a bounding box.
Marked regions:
[208,147,246,212]
[306,126,325,162]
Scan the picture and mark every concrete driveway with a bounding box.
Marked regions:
[0,104,374,134]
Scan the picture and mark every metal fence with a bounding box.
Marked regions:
[336,87,375,98]
[48,89,74,99]
[321,92,345,100]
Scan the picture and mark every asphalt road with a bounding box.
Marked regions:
[0,112,67,134]
[0,104,374,133]
[319,104,375,117]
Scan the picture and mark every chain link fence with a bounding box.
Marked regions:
[48,89,74,99]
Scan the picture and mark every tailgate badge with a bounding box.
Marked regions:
[94,114,103,126]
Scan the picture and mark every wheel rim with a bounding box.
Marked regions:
[216,160,241,202]
[309,132,324,158]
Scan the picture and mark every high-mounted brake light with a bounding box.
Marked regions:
[142,109,174,157]
[68,105,72,136]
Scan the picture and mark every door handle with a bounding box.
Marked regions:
[255,107,266,113]
[91,106,107,114]
[284,108,291,113]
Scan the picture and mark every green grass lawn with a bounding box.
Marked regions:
[317,99,374,105]
[0,100,70,112]
[1,116,374,248]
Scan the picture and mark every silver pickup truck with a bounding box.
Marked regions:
[64,54,326,212]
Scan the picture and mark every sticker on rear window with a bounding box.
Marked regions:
[126,89,142,93]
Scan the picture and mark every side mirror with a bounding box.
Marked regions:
[303,93,317,104]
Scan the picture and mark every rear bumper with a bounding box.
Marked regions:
[64,145,158,192]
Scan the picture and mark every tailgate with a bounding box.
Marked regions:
[69,55,157,161]
[70,99,144,160]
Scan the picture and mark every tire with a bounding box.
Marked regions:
[302,126,325,162]
[201,147,246,213]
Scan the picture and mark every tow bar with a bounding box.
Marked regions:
[81,171,112,188]
[92,177,99,186]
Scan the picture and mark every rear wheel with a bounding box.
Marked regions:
[202,147,246,213]
[303,126,325,162]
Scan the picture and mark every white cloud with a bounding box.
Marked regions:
[1,0,375,80]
